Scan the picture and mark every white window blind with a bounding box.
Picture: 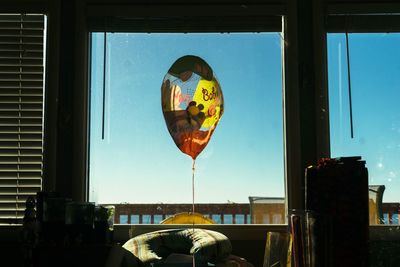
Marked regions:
[0,14,44,224]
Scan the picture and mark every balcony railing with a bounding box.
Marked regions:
[382,203,400,225]
[107,202,400,225]
[107,203,251,224]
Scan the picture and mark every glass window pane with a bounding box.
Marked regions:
[212,214,222,224]
[130,215,139,224]
[383,214,389,225]
[224,214,233,224]
[235,214,245,224]
[392,214,398,225]
[120,215,128,224]
[142,214,151,224]
[246,214,251,224]
[154,214,163,224]
[328,33,400,226]
[89,32,284,224]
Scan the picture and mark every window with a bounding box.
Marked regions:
[88,31,285,224]
[0,14,45,224]
[328,32,400,225]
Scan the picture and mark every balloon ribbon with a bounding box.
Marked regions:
[192,159,196,267]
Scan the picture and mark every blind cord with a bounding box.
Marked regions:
[345,31,354,139]
[102,32,107,140]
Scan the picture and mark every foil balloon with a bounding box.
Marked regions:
[161,55,224,159]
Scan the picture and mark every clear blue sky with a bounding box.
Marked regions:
[89,32,284,204]
[89,32,400,204]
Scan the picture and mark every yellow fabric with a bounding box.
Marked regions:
[160,212,215,224]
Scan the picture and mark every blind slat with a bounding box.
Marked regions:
[0,58,43,66]
[0,13,44,225]
[0,195,35,201]
[0,174,42,178]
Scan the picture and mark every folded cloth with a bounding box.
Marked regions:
[122,228,232,266]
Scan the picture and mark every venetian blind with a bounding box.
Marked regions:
[0,14,44,224]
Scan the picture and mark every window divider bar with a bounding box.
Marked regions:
[327,15,400,32]
[86,4,286,17]
[327,2,400,15]
[87,16,283,33]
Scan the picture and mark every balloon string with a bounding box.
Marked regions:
[192,159,195,215]
[192,159,196,267]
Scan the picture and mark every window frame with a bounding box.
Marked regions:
[84,1,291,232]
[78,0,400,248]
[81,0,332,235]
[325,2,400,241]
